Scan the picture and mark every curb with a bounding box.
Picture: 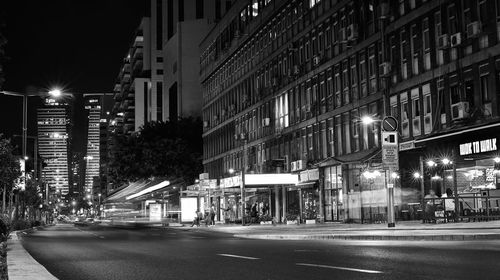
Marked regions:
[234,233,500,241]
[7,231,58,280]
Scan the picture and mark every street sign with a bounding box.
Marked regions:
[382,116,398,132]
[382,131,399,170]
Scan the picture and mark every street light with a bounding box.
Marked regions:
[0,88,66,161]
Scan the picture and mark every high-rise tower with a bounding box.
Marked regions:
[37,98,70,196]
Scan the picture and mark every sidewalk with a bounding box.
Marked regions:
[178,220,500,241]
[7,231,58,280]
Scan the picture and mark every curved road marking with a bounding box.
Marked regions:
[296,263,383,274]
[217,254,259,260]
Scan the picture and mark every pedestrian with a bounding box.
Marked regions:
[191,210,201,227]
[262,203,270,216]
[250,202,258,224]
[209,205,216,226]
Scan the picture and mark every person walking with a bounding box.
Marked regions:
[209,205,216,226]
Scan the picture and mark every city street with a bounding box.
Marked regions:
[18,224,500,280]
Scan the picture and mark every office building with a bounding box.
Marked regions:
[201,0,500,224]
[37,98,71,196]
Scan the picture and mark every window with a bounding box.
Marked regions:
[450,84,460,104]
[335,116,343,155]
[352,110,360,152]
[411,89,421,136]
[343,113,351,154]
[410,25,419,75]
[422,18,431,71]
[423,84,432,134]
[156,57,163,63]
[156,69,163,75]
[481,75,490,101]
[328,118,335,156]
[401,93,409,138]
[400,29,408,80]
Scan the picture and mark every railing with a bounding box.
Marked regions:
[422,194,500,223]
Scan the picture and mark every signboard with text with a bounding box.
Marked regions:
[459,138,497,156]
[382,131,399,170]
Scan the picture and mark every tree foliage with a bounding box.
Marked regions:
[0,135,20,195]
[108,117,203,187]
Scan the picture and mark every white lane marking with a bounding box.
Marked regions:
[296,263,383,274]
[217,254,260,260]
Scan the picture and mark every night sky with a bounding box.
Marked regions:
[0,0,146,154]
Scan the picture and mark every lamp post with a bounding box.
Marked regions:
[361,115,398,227]
[233,132,248,226]
[1,88,65,162]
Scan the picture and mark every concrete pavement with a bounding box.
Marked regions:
[7,230,58,280]
[180,220,500,241]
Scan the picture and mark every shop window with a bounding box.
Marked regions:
[481,75,490,101]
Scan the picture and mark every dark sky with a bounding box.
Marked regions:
[0,0,146,154]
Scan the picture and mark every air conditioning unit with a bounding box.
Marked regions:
[451,101,470,120]
[313,55,321,65]
[379,62,391,77]
[291,161,297,172]
[296,160,306,171]
[293,65,300,75]
[203,121,209,128]
[346,24,358,41]
[438,34,449,49]
[467,21,481,38]
[450,33,462,47]
[262,117,270,127]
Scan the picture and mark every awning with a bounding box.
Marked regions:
[318,148,381,167]
[106,177,170,202]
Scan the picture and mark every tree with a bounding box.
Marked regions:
[0,135,21,213]
[108,117,203,187]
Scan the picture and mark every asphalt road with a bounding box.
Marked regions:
[19,224,500,280]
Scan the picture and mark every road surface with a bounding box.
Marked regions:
[19,224,500,280]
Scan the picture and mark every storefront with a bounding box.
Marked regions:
[405,123,500,220]
[323,165,344,222]
[289,168,320,223]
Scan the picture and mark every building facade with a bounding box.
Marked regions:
[201,0,500,224]
[161,0,220,120]
[37,98,71,196]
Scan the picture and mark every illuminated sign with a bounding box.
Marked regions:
[459,138,497,156]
